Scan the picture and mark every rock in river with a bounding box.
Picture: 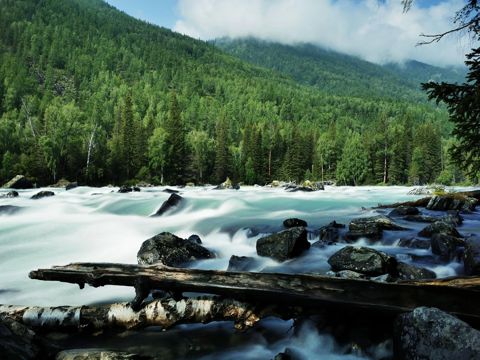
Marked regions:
[30,191,54,200]
[0,205,23,215]
[283,218,308,228]
[388,206,420,217]
[418,221,461,238]
[431,234,464,261]
[0,191,18,198]
[397,237,430,250]
[227,255,259,272]
[396,262,436,280]
[328,246,397,276]
[464,237,480,275]
[394,307,480,360]
[152,193,184,216]
[137,232,214,267]
[256,227,310,262]
[344,215,405,241]
[3,175,33,189]
[426,195,478,212]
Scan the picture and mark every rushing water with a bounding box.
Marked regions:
[1,185,479,359]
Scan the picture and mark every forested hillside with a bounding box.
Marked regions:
[0,0,467,186]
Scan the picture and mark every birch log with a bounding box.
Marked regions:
[0,297,282,332]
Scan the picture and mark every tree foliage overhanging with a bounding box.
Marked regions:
[0,0,473,186]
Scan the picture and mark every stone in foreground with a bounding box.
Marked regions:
[137,232,214,267]
[328,246,396,276]
[396,262,436,281]
[256,227,310,262]
[394,307,480,360]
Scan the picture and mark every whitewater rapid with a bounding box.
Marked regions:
[1,185,479,359]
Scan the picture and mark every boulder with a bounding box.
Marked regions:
[0,205,23,215]
[214,177,239,190]
[431,234,464,261]
[283,218,308,228]
[132,186,140,192]
[396,262,436,280]
[464,237,480,275]
[0,315,44,360]
[65,182,78,191]
[442,211,464,226]
[317,221,345,244]
[56,349,142,360]
[152,193,184,216]
[345,215,405,241]
[256,227,310,262]
[407,185,444,195]
[397,237,430,250]
[30,191,54,200]
[403,214,438,223]
[3,175,33,189]
[137,232,214,267]
[227,255,258,272]
[0,191,18,198]
[388,206,420,217]
[394,307,480,360]
[418,221,461,238]
[187,234,202,244]
[118,185,133,193]
[162,188,180,194]
[327,246,397,276]
[427,195,478,212]
[334,270,367,279]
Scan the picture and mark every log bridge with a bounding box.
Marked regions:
[7,262,477,331]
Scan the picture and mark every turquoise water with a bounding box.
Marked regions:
[0,185,478,359]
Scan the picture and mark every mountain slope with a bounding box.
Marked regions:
[216,38,466,101]
[0,0,456,186]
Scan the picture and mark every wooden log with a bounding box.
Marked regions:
[29,263,480,323]
[0,296,281,332]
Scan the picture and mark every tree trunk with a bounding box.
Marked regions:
[29,263,480,324]
[86,124,97,177]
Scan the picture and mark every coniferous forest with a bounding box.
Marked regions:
[0,0,474,187]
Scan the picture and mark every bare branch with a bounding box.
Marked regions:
[416,21,473,46]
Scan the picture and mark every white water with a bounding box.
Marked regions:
[1,185,479,359]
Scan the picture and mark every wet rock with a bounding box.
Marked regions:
[214,177,239,190]
[370,273,397,282]
[65,182,78,191]
[397,237,430,250]
[187,234,202,244]
[137,232,214,267]
[335,270,367,279]
[442,211,464,226]
[464,237,480,275]
[418,221,461,238]
[396,262,436,280]
[227,255,258,272]
[152,193,184,216]
[256,227,310,262]
[431,234,465,261]
[0,191,18,198]
[407,185,445,196]
[0,315,44,360]
[3,175,33,189]
[56,349,143,360]
[133,186,141,192]
[30,191,54,200]
[394,307,480,360]
[285,180,323,192]
[403,214,438,223]
[345,215,405,241]
[162,188,179,194]
[283,218,308,228]
[388,206,420,217]
[0,205,23,215]
[427,195,478,212]
[317,221,345,244]
[328,246,397,276]
[118,185,133,193]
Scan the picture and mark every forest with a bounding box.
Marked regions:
[0,0,474,186]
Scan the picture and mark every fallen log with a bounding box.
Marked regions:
[29,263,480,324]
[0,297,276,332]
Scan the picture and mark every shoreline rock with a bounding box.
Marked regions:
[256,227,310,262]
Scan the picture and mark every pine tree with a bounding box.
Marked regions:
[214,115,230,183]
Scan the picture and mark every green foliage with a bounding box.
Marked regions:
[336,131,369,186]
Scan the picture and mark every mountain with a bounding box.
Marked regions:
[216,38,466,101]
[0,0,461,186]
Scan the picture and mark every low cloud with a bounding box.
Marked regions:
[174,0,472,66]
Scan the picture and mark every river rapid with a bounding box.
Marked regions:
[1,185,479,359]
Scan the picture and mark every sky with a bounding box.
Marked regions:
[105,0,472,67]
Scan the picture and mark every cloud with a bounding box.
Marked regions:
[174,0,473,66]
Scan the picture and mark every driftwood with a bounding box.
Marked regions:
[29,263,480,324]
[0,296,279,332]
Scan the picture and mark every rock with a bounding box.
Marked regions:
[394,307,480,360]
[227,255,258,272]
[51,178,71,188]
[30,191,54,200]
[397,237,430,250]
[283,218,308,228]
[407,185,445,195]
[403,212,463,226]
[0,191,18,198]
[418,221,461,238]
[396,262,436,280]
[335,270,367,279]
[118,185,133,193]
[56,349,142,360]
[403,214,438,223]
[0,205,23,215]
[65,182,78,191]
[133,186,140,192]
[214,177,239,190]
[285,180,323,192]
[187,234,202,244]
[388,206,420,217]
[3,175,33,189]
[314,221,345,245]
[427,195,478,212]
[464,237,480,275]
[327,246,397,276]
[137,232,214,267]
[256,227,310,262]
[442,211,464,226]
[431,234,465,261]
[152,193,184,216]
[0,315,45,360]
[345,215,405,241]
[162,188,180,194]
